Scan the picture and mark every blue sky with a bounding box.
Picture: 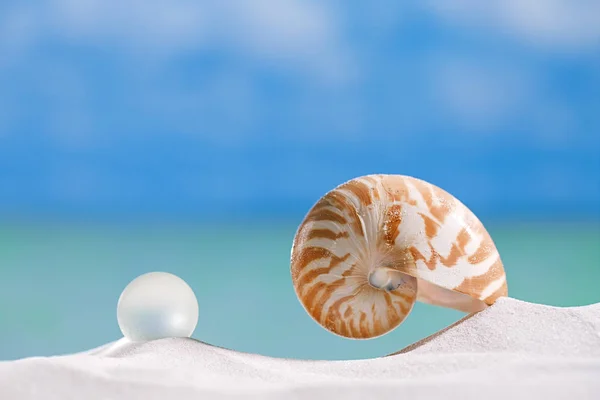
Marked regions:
[0,1,599,221]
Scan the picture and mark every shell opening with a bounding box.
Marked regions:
[416,279,488,314]
[367,267,415,292]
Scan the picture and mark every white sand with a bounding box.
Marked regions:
[1,298,599,399]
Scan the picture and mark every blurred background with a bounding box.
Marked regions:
[0,1,599,361]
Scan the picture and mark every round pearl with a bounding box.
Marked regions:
[117,272,199,342]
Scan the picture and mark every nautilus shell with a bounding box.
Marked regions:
[290,174,508,339]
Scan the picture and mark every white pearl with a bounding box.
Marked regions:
[117,272,199,342]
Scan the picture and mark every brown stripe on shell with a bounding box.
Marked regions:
[456,228,471,249]
[359,312,369,337]
[294,251,351,288]
[303,281,329,319]
[311,281,346,324]
[314,280,358,324]
[307,229,350,241]
[420,220,471,268]
[344,306,353,318]
[295,267,330,290]
[361,175,379,185]
[390,289,414,304]
[454,257,506,302]
[291,247,332,279]
[371,304,384,334]
[409,245,439,271]
[379,175,417,205]
[483,279,508,304]
[409,236,471,270]
[349,314,361,337]
[419,213,440,239]
[340,179,373,207]
[323,295,355,334]
[304,262,359,322]
[302,207,347,226]
[442,243,464,267]
[389,291,412,315]
[313,271,362,320]
[384,292,399,321]
[372,187,381,201]
[411,178,452,224]
[467,234,496,264]
[361,176,381,201]
[393,301,409,315]
[323,190,365,238]
[383,204,403,246]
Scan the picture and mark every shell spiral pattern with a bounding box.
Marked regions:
[290,174,508,339]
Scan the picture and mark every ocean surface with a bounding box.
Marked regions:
[0,221,598,361]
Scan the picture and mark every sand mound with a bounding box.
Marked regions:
[1,298,599,399]
[394,297,600,356]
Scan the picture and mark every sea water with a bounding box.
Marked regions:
[0,221,598,361]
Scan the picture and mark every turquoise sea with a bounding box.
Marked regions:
[0,222,598,361]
